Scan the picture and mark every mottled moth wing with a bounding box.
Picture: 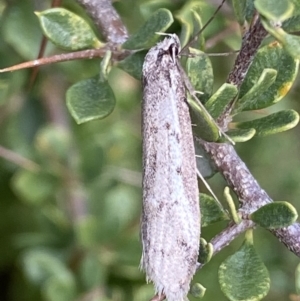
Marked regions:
[141,34,200,301]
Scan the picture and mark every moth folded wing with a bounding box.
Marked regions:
[141,95,200,300]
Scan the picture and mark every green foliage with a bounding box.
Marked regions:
[36,8,103,50]
[116,51,146,80]
[235,109,299,137]
[122,8,174,49]
[199,238,213,264]
[21,249,77,301]
[190,282,207,298]
[255,0,294,22]
[236,42,299,111]
[219,231,270,301]
[250,201,298,229]
[200,193,229,227]
[186,48,214,102]
[226,128,256,143]
[66,77,116,124]
[205,83,238,119]
[175,1,205,48]
[188,96,220,142]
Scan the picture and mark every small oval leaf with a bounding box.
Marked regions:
[21,249,75,285]
[235,109,299,137]
[66,77,116,124]
[250,201,298,229]
[36,8,103,50]
[260,19,300,60]
[190,282,206,298]
[219,231,270,301]
[231,0,247,25]
[186,48,214,102]
[239,41,299,110]
[43,276,76,301]
[12,170,54,205]
[188,97,220,142]
[205,83,238,119]
[35,125,71,162]
[122,8,174,50]
[175,2,204,49]
[199,238,213,264]
[117,51,146,80]
[235,68,277,113]
[255,0,294,22]
[226,128,256,143]
[224,187,241,224]
[200,193,229,227]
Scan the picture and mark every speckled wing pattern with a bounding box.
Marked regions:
[141,34,200,301]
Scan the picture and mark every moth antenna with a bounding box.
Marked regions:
[180,0,227,54]
[196,169,223,208]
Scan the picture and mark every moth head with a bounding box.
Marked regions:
[156,33,181,63]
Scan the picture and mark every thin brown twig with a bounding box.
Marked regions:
[28,0,63,90]
[0,145,40,172]
[0,47,130,73]
[201,141,300,257]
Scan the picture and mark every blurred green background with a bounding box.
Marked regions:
[0,0,300,300]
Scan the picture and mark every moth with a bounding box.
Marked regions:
[141,34,200,301]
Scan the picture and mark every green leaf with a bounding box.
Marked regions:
[283,15,300,32]
[250,201,298,229]
[186,48,214,102]
[226,128,256,143]
[122,8,173,50]
[277,31,300,59]
[75,216,99,248]
[100,51,112,81]
[21,249,75,286]
[12,170,54,205]
[3,2,43,59]
[35,125,71,162]
[190,282,206,298]
[232,0,248,25]
[200,193,229,227]
[239,42,299,110]
[43,276,76,301]
[261,19,300,59]
[80,253,106,289]
[140,0,175,20]
[235,68,277,113]
[255,0,294,22]
[117,51,146,80]
[188,97,220,142]
[224,187,241,224]
[235,109,299,137]
[36,8,103,50]
[199,238,213,264]
[66,77,116,124]
[219,230,270,301]
[191,9,205,50]
[205,83,238,119]
[242,0,256,23]
[175,2,204,49]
